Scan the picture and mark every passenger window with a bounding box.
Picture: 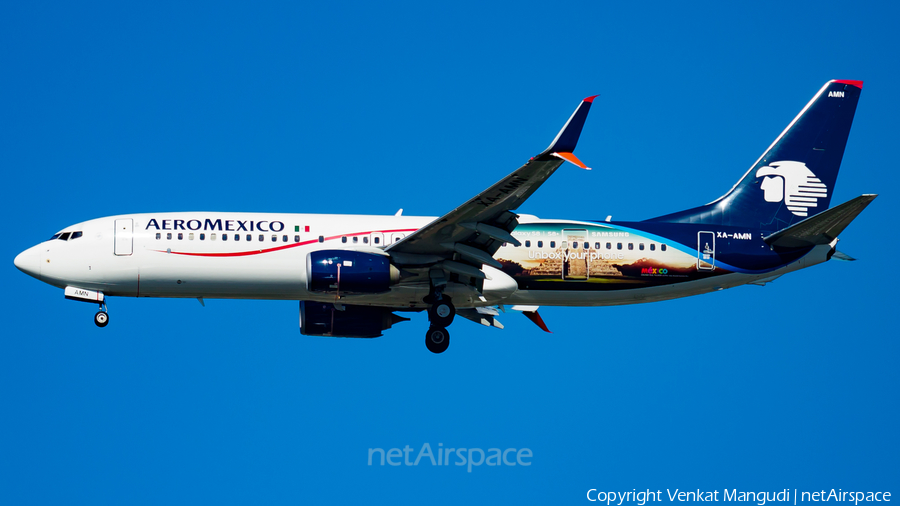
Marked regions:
[342,236,347,243]
[246,234,252,241]
[167,233,172,240]
[294,235,300,243]
[189,233,194,240]
[156,233,161,240]
[594,242,600,249]
[282,235,288,242]
[178,233,184,240]
[211,233,216,241]
[650,244,656,251]
[234,234,240,241]
[639,243,644,250]
[318,236,324,243]
[617,243,622,250]
[222,233,227,241]
[583,242,589,250]
[59,232,71,241]
[200,233,205,240]
[525,240,531,247]
[537,241,543,248]
[259,234,264,242]
[550,241,556,248]
[561,241,568,249]
[352,236,358,243]
[628,243,633,250]
[71,231,83,239]
[661,244,667,252]
[363,237,369,244]
[271,235,277,242]
[374,237,380,244]
[606,242,611,249]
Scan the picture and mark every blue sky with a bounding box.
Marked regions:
[2,0,898,504]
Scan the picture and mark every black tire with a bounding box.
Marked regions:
[94,311,109,328]
[428,299,455,327]
[425,326,450,354]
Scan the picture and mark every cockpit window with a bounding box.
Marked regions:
[70,231,83,239]
[59,232,71,241]
[50,233,61,240]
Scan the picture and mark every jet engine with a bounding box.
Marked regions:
[307,250,400,294]
[299,301,409,338]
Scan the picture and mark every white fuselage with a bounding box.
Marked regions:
[14,212,831,310]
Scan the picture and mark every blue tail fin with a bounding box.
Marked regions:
[648,80,863,230]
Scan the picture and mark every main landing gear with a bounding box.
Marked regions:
[425,326,450,354]
[424,292,455,354]
[94,302,109,328]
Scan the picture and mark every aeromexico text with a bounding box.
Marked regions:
[145,219,286,232]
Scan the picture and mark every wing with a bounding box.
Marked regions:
[385,96,596,276]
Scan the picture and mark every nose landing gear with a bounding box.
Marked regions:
[94,302,109,328]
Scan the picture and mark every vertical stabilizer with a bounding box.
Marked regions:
[648,80,863,230]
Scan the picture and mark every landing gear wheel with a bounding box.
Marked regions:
[94,311,109,328]
[425,326,450,354]
[428,299,455,327]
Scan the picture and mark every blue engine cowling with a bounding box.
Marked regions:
[307,250,399,294]
[299,301,409,338]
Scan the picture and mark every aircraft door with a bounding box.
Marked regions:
[370,232,384,247]
[697,231,715,271]
[114,219,134,256]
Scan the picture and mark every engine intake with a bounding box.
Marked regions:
[307,250,399,294]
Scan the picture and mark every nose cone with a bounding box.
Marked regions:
[14,246,41,280]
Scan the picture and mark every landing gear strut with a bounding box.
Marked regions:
[94,302,109,328]
[425,326,450,354]
[424,271,455,353]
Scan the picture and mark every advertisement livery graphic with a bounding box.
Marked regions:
[499,222,721,291]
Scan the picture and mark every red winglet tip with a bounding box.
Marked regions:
[833,79,863,89]
[583,95,598,103]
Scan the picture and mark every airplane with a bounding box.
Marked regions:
[14,80,875,354]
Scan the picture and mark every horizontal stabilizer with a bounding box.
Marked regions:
[831,250,856,262]
[763,194,877,249]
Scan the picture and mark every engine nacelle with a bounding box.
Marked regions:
[307,250,399,294]
[299,301,408,338]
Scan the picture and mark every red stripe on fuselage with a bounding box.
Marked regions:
[151,228,419,257]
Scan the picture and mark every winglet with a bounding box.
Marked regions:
[543,96,596,155]
[522,310,552,333]
[552,152,591,170]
